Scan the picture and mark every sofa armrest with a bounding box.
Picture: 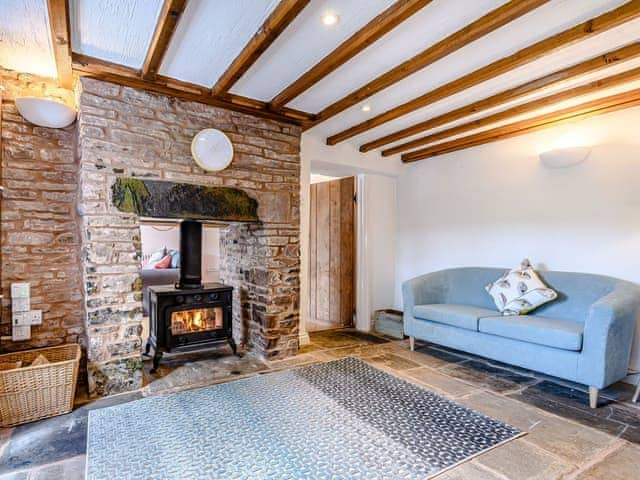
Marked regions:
[579,282,640,387]
[402,272,448,315]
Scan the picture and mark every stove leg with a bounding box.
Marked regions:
[144,340,151,356]
[150,351,163,373]
[229,337,237,356]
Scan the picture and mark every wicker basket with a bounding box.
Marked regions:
[0,344,80,427]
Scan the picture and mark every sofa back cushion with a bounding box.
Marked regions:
[443,268,506,310]
[441,267,619,322]
[530,271,618,321]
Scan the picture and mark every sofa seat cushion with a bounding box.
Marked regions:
[413,304,499,331]
[479,315,583,351]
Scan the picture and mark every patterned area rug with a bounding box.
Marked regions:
[87,357,522,479]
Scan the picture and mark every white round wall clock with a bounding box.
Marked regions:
[191,128,234,172]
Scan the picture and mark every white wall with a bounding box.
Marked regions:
[140,224,179,253]
[356,174,397,330]
[202,228,221,283]
[396,105,640,372]
[302,132,403,177]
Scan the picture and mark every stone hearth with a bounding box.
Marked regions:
[76,77,301,397]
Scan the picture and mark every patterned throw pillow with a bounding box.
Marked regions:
[486,259,558,315]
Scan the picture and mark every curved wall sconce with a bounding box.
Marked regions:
[539,146,591,169]
[15,97,76,128]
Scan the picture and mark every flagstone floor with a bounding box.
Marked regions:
[0,328,639,479]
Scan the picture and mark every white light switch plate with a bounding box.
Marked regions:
[11,283,30,298]
[12,297,30,313]
[12,325,31,341]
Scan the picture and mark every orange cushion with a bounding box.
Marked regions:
[154,255,172,269]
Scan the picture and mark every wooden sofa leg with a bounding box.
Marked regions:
[589,386,599,409]
[409,336,415,352]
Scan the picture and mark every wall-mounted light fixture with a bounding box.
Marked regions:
[15,97,76,128]
[539,146,591,169]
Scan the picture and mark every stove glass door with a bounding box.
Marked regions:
[170,307,224,335]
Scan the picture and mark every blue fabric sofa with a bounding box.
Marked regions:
[402,267,640,408]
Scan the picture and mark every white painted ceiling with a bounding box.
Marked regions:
[229,0,397,100]
[159,0,281,86]
[289,0,509,112]
[70,0,164,69]
[2,0,639,159]
[336,13,640,151]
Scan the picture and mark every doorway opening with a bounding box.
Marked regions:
[138,220,222,338]
[307,175,356,332]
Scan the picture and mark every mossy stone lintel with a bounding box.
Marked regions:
[111,178,259,222]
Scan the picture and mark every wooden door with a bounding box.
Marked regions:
[308,177,355,331]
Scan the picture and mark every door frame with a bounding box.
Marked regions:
[300,171,365,345]
[306,175,357,333]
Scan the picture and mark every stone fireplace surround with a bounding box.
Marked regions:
[76,78,302,397]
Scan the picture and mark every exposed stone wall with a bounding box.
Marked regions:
[0,69,85,358]
[76,78,301,396]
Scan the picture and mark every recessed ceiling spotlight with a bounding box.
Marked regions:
[361,104,371,112]
[322,11,339,26]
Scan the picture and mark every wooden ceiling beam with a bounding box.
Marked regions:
[142,0,188,81]
[383,65,640,156]
[72,54,315,126]
[327,1,640,145]
[402,87,640,162]
[313,0,549,126]
[46,0,74,89]
[211,0,311,96]
[362,41,640,153]
[269,0,433,110]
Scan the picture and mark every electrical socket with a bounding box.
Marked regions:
[27,310,42,325]
[12,325,30,341]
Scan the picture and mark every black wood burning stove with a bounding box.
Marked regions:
[146,283,235,372]
[145,220,236,372]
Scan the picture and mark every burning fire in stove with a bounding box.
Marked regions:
[170,307,223,335]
